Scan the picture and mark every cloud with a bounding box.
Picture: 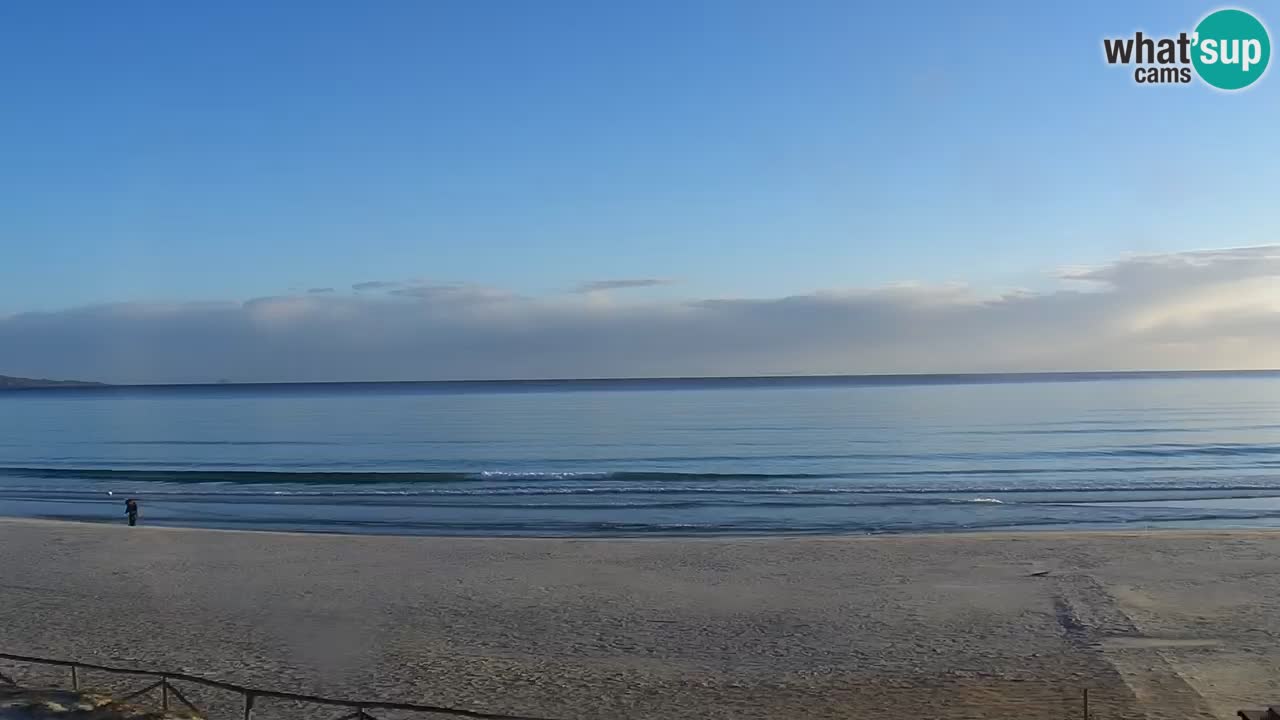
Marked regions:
[307,288,336,294]
[1060,246,1280,289]
[2,246,1279,383]
[574,278,671,293]
[388,284,516,304]
[351,280,402,291]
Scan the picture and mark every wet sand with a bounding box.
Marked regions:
[2,519,1279,719]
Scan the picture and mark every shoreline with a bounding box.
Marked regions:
[8,515,1280,543]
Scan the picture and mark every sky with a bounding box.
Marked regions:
[1,1,1278,382]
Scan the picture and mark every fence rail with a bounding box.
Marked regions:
[0,651,555,720]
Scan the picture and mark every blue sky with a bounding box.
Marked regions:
[2,2,1279,381]
[2,0,1275,313]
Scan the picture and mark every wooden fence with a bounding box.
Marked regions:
[0,651,554,720]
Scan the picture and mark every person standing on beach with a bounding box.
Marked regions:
[125,498,139,526]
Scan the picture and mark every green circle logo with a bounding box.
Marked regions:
[1192,9,1271,90]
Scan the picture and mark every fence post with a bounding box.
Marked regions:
[243,692,256,720]
[161,677,169,711]
[1082,687,1089,720]
[71,665,79,691]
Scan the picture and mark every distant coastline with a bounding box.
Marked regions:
[0,374,106,389]
[2,368,1278,393]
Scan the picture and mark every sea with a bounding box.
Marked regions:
[2,372,1280,537]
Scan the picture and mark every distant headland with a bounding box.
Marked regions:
[0,374,106,388]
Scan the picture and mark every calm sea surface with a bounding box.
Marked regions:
[2,373,1280,536]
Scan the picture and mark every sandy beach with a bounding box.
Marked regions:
[2,520,1279,719]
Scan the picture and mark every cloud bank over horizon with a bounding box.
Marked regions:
[2,246,1279,384]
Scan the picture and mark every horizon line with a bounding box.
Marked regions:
[7,368,1280,390]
